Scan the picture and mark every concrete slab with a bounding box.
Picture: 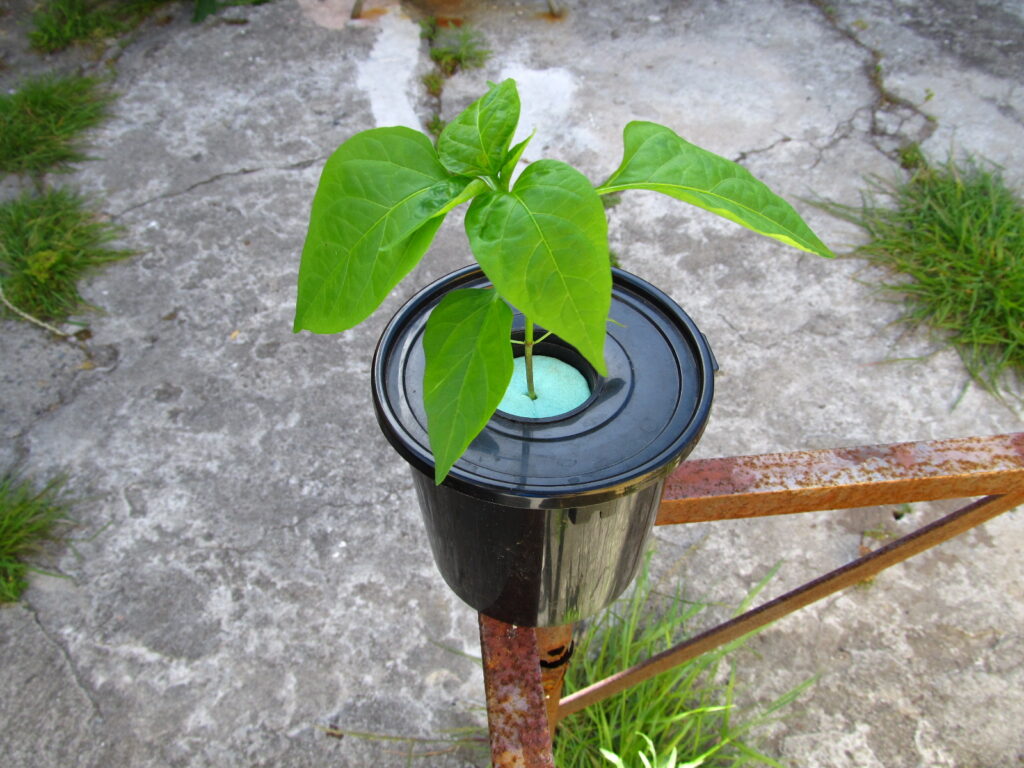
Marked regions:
[1,1,1022,766]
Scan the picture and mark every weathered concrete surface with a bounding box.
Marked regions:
[1,0,1022,766]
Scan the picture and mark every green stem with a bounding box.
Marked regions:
[525,319,538,400]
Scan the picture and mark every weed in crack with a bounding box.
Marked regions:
[0,73,115,179]
[0,472,73,603]
[0,188,132,325]
[817,154,1024,401]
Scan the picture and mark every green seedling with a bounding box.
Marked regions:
[294,79,832,483]
[0,73,115,178]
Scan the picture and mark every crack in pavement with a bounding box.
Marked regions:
[733,135,795,165]
[27,602,105,722]
[806,0,939,160]
[112,157,326,220]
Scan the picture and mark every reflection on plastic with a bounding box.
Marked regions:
[414,471,664,626]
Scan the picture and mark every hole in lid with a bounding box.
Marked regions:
[496,329,602,422]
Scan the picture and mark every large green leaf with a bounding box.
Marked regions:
[294,127,471,333]
[465,160,611,374]
[437,79,520,178]
[423,288,514,484]
[598,121,833,258]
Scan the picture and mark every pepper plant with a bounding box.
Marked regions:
[294,79,831,483]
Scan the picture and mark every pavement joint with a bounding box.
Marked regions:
[807,0,938,159]
[26,602,104,722]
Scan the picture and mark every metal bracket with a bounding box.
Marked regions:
[479,433,1024,766]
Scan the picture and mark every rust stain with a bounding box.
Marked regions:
[536,624,575,732]
[480,615,556,768]
[658,434,1024,525]
[1011,432,1024,457]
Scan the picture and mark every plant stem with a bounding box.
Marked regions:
[0,282,71,337]
[524,319,538,400]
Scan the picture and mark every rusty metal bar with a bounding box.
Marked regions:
[557,489,1024,721]
[479,614,556,767]
[535,624,575,731]
[657,433,1024,525]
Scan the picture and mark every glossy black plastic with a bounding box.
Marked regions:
[372,266,715,625]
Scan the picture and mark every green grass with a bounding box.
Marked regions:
[192,0,273,24]
[327,557,807,765]
[420,17,490,77]
[426,114,446,137]
[0,188,131,324]
[28,0,271,51]
[0,73,115,178]
[429,26,490,76]
[555,558,810,767]
[417,18,489,104]
[422,72,444,98]
[0,473,72,603]
[28,0,175,53]
[821,152,1024,399]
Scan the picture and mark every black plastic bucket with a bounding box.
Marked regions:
[372,266,715,626]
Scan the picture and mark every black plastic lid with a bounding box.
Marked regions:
[372,266,715,509]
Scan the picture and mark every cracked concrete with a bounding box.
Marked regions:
[1,0,1023,766]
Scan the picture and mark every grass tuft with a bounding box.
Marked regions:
[325,556,806,765]
[421,71,445,98]
[428,26,490,77]
[820,153,1024,399]
[426,114,446,137]
[28,0,174,53]
[555,557,810,767]
[0,73,115,178]
[0,188,131,324]
[0,472,72,603]
[417,17,489,106]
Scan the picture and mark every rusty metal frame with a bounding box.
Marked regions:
[479,433,1024,766]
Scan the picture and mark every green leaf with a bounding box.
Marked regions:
[599,121,833,258]
[465,159,611,374]
[423,288,514,484]
[437,78,520,178]
[294,127,471,334]
[499,130,534,188]
[600,748,627,768]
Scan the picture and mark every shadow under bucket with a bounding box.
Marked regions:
[372,266,715,626]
